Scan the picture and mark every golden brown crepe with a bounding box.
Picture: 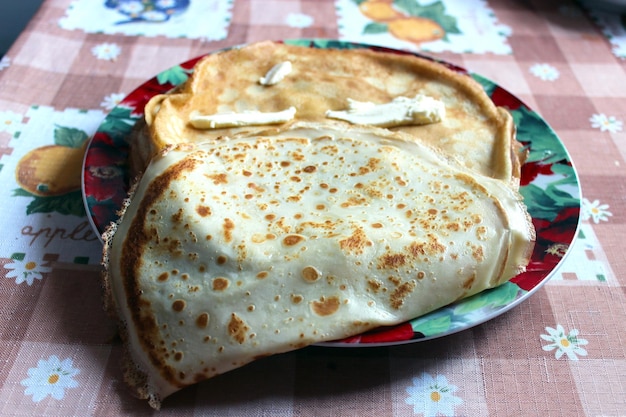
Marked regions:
[133,41,520,185]
[103,123,534,408]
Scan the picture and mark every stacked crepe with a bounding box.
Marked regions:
[103,41,535,409]
[133,41,521,184]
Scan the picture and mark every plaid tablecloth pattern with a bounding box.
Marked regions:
[0,0,625,415]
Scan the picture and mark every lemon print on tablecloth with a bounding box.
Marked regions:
[13,125,89,216]
[359,0,404,21]
[356,0,460,44]
[388,17,445,43]
[16,141,87,197]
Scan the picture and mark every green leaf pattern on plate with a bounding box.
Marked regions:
[97,106,140,145]
[473,74,580,222]
[409,74,580,338]
[512,106,568,164]
[471,74,496,97]
[156,65,191,85]
[285,39,364,50]
[411,282,523,337]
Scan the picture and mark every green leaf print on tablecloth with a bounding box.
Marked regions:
[54,126,88,148]
[13,124,90,216]
[12,189,85,217]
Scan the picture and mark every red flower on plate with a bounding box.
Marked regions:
[490,86,524,111]
[181,55,203,70]
[90,204,119,231]
[339,322,417,344]
[122,77,170,115]
[83,145,127,204]
[90,131,116,148]
[511,206,579,291]
[520,160,554,186]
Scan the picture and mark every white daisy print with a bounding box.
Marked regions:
[142,10,169,22]
[0,110,24,135]
[405,373,463,417]
[100,92,126,110]
[4,254,51,286]
[91,43,122,61]
[156,0,177,8]
[541,324,588,361]
[529,63,560,81]
[0,55,11,70]
[589,113,623,133]
[581,198,613,223]
[285,12,314,28]
[119,1,144,15]
[21,356,79,402]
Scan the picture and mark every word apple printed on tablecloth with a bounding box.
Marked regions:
[405,372,463,417]
[540,325,588,361]
[336,0,512,54]
[59,0,233,40]
[21,356,80,402]
[0,106,106,265]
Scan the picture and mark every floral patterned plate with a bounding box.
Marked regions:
[82,39,581,347]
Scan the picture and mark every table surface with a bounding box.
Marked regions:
[0,0,625,415]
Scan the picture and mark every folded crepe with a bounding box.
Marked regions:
[103,123,534,408]
[132,41,521,186]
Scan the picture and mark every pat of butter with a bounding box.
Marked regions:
[189,107,297,129]
[325,94,445,127]
[259,61,292,86]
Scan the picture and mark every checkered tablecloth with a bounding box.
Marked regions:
[0,0,624,415]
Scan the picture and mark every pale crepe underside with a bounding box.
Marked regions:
[104,124,534,408]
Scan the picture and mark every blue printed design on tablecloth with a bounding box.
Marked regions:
[104,0,190,24]
[59,0,233,40]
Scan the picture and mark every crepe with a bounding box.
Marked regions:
[134,41,521,185]
[103,123,534,408]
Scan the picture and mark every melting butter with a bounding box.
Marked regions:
[259,61,292,86]
[325,94,445,127]
[189,107,297,129]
